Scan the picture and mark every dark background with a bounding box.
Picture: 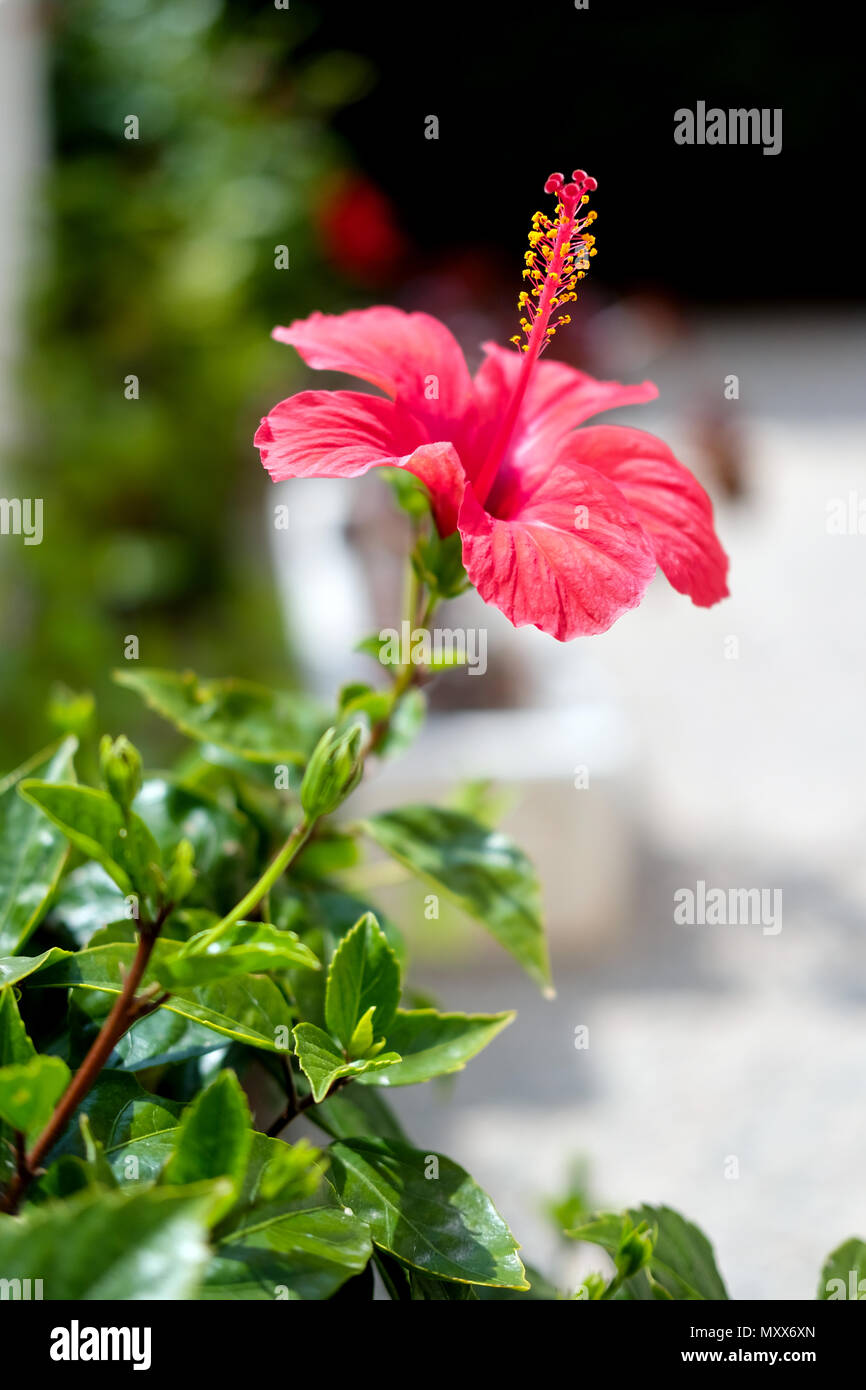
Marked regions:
[300,0,857,304]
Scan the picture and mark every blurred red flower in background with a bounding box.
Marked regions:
[316,173,408,285]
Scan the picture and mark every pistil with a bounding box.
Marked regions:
[472,170,597,508]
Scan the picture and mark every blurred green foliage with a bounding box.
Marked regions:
[0,0,373,767]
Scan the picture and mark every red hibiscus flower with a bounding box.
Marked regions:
[255,171,729,641]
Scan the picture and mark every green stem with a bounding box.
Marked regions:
[207,818,314,940]
[0,922,164,1215]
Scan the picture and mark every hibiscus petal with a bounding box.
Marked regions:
[272,308,474,421]
[255,390,424,480]
[458,459,656,641]
[254,390,466,533]
[473,342,658,484]
[564,426,730,607]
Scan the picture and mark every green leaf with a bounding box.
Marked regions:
[358,1008,514,1087]
[160,1071,252,1219]
[0,1055,70,1140]
[475,1263,561,1300]
[411,529,469,599]
[47,1071,182,1167]
[325,911,401,1052]
[818,1238,866,1299]
[0,991,43,1184]
[133,776,259,913]
[293,1023,400,1103]
[202,1205,372,1300]
[46,862,127,947]
[347,1006,377,1059]
[114,667,323,764]
[377,688,426,760]
[0,737,78,954]
[154,920,319,989]
[226,1134,325,1218]
[0,1182,226,1299]
[337,682,391,726]
[108,1127,323,1221]
[378,1254,480,1301]
[36,1114,118,1200]
[328,1138,528,1290]
[0,987,36,1066]
[381,465,431,518]
[110,1007,226,1071]
[18,781,162,900]
[361,806,550,991]
[308,1084,409,1145]
[569,1205,728,1301]
[30,942,294,1052]
[294,828,360,879]
[0,947,70,988]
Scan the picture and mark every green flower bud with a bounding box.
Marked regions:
[99,734,143,813]
[47,684,95,739]
[615,1220,654,1281]
[573,1271,607,1301]
[165,838,196,905]
[300,723,364,820]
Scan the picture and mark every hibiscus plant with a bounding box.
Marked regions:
[0,170,857,1302]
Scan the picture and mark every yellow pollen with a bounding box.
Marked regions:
[510,187,598,355]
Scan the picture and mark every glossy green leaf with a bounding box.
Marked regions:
[30,942,294,1052]
[309,1084,409,1145]
[0,1182,226,1299]
[325,911,401,1051]
[17,780,162,900]
[293,828,360,879]
[160,1071,252,1219]
[224,1133,325,1223]
[569,1205,728,1301]
[108,1127,323,1223]
[347,1006,377,1059]
[37,1152,115,1201]
[110,1007,226,1072]
[154,919,319,989]
[0,987,36,1066]
[201,1204,372,1301]
[328,1138,528,1289]
[0,738,77,954]
[43,1071,182,1174]
[361,806,550,990]
[0,947,70,988]
[36,1113,118,1200]
[376,1251,479,1300]
[475,1263,561,1300]
[819,1238,866,1299]
[133,776,259,913]
[387,1257,560,1300]
[293,1023,400,1103]
[0,990,37,1185]
[359,1008,514,1087]
[46,861,128,947]
[0,1055,70,1139]
[114,667,324,764]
